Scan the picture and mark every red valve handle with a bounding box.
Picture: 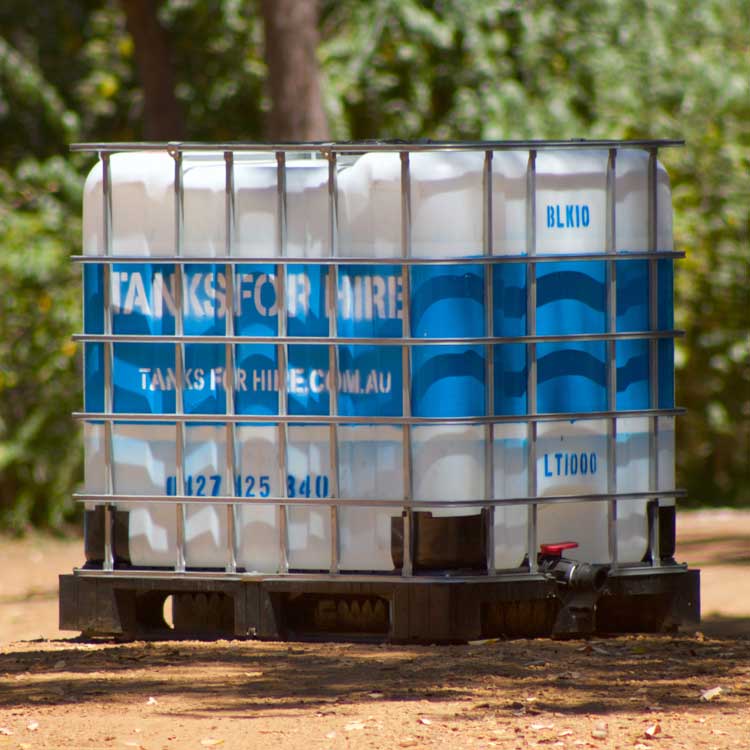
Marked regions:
[539,541,579,558]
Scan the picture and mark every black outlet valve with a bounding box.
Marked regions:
[539,542,609,592]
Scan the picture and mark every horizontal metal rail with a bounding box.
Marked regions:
[72,250,685,265]
[74,407,686,425]
[69,563,688,582]
[73,330,684,345]
[71,139,684,154]
[74,488,686,508]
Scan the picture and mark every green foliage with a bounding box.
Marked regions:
[0,0,747,532]
[0,157,83,532]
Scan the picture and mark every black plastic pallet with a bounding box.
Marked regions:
[59,566,699,642]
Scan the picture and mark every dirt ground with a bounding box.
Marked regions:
[0,509,748,749]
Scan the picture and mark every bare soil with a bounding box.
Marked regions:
[1,510,748,749]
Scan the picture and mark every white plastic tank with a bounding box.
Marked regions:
[82,144,675,572]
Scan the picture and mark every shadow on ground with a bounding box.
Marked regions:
[1,633,748,721]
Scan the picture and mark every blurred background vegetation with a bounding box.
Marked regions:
[0,0,747,532]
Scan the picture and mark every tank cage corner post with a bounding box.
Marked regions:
[326,149,341,575]
[100,149,115,572]
[400,150,414,577]
[224,149,238,574]
[647,146,662,567]
[483,148,496,575]
[276,149,290,574]
[169,144,187,573]
[606,147,619,570]
[525,149,539,574]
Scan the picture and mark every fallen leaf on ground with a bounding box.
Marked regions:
[368,691,384,699]
[244,671,263,678]
[700,686,723,702]
[645,723,661,738]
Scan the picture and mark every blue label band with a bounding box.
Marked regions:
[84,259,674,418]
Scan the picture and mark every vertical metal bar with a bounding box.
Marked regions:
[101,152,114,572]
[647,148,661,567]
[483,150,496,575]
[525,150,538,574]
[172,148,187,573]
[606,148,619,569]
[400,151,414,577]
[327,150,340,574]
[224,151,237,573]
[276,151,290,574]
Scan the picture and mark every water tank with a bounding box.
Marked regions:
[79,142,678,575]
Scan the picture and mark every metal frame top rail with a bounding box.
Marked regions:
[71,139,684,154]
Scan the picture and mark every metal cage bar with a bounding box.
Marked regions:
[73,139,684,154]
[74,328,683,348]
[525,150,538,574]
[327,152,341,574]
[276,151,290,574]
[483,149,496,574]
[171,149,187,573]
[606,148,619,569]
[400,152,414,577]
[647,148,662,567]
[75,488,685,508]
[73,406,685,427]
[224,150,238,574]
[100,151,115,572]
[73,250,684,266]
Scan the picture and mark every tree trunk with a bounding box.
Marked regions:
[120,0,185,140]
[261,0,329,141]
